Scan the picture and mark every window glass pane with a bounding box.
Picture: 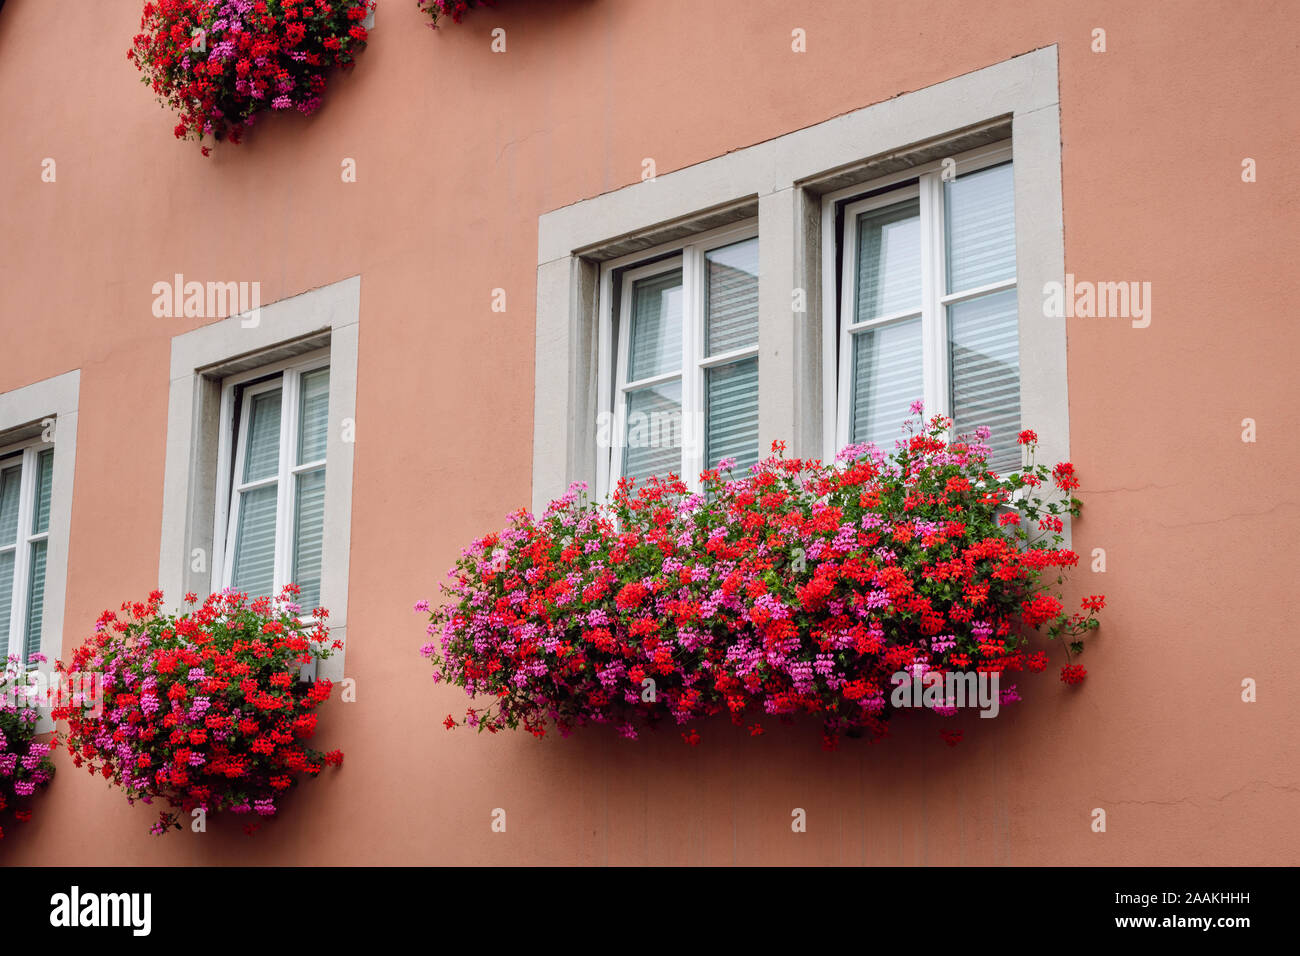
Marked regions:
[242,388,283,483]
[855,198,922,320]
[621,380,683,483]
[31,448,53,535]
[945,161,1015,293]
[0,463,20,545]
[850,318,923,448]
[293,468,326,611]
[627,270,683,381]
[297,368,330,465]
[950,288,1020,473]
[706,358,759,474]
[706,238,759,355]
[0,550,13,658]
[230,485,278,600]
[24,539,46,662]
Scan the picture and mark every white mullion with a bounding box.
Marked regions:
[821,193,840,460]
[210,381,237,594]
[920,170,948,425]
[276,368,301,598]
[682,243,704,489]
[607,272,635,496]
[940,276,1017,306]
[836,201,861,450]
[221,386,257,592]
[845,308,924,334]
[620,369,681,392]
[596,265,616,498]
[232,474,278,494]
[290,458,326,476]
[698,345,759,370]
[8,447,37,660]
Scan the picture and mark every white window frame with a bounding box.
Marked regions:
[599,219,759,496]
[827,142,1015,453]
[212,348,330,606]
[0,438,53,665]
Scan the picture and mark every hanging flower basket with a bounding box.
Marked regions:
[418,411,1105,748]
[0,657,56,841]
[55,587,342,836]
[128,0,376,154]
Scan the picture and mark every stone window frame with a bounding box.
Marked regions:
[0,370,80,680]
[158,276,359,680]
[532,45,1066,514]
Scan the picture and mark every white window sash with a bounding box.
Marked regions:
[600,219,759,497]
[0,438,53,663]
[212,348,329,604]
[826,142,1014,455]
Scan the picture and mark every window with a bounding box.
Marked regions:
[834,145,1020,471]
[160,277,357,678]
[534,47,1065,515]
[0,440,53,665]
[604,223,760,490]
[214,351,330,611]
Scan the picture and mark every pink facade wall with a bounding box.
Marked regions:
[1,0,1295,864]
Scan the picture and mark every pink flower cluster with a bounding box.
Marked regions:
[0,654,56,839]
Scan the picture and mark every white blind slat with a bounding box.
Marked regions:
[293,467,326,610]
[706,357,759,472]
[297,369,330,465]
[945,162,1016,293]
[242,389,283,483]
[706,237,759,355]
[31,448,53,535]
[950,288,1020,472]
[850,318,923,447]
[0,464,20,545]
[23,539,46,661]
[231,484,278,599]
[856,199,922,320]
[622,380,682,483]
[628,271,684,381]
[0,551,13,655]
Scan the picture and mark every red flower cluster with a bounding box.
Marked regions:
[417,0,493,27]
[420,414,1105,747]
[128,0,374,153]
[54,587,343,834]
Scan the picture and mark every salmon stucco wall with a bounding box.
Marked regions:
[0,0,1296,864]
